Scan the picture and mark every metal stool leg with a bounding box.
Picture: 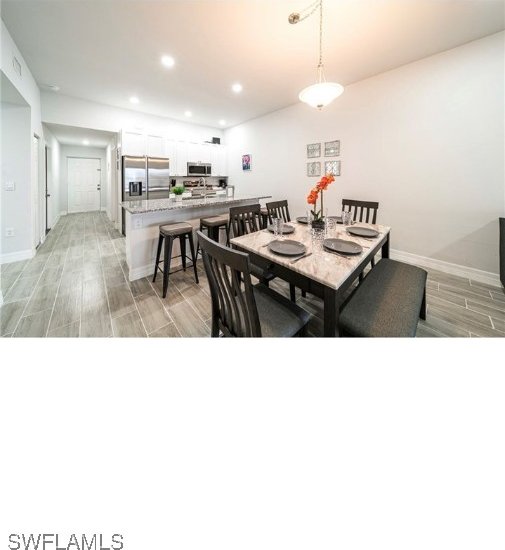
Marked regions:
[162,236,174,299]
[188,233,199,284]
[290,283,296,303]
[153,234,164,283]
[180,235,187,271]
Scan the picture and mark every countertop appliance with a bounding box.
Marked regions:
[187,162,211,177]
[122,155,170,234]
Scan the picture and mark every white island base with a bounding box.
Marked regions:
[123,195,270,281]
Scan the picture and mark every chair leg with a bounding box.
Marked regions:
[180,235,187,271]
[188,233,199,284]
[301,290,307,298]
[211,316,219,337]
[359,272,364,283]
[162,236,173,299]
[290,283,296,303]
[152,234,164,283]
[371,257,376,268]
[420,286,427,320]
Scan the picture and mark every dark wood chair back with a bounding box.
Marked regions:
[228,203,263,238]
[266,200,291,223]
[197,230,261,337]
[342,199,379,224]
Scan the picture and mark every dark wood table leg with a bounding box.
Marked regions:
[323,286,339,337]
[382,233,390,259]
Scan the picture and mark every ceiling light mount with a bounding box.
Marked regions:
[289,0,343,109]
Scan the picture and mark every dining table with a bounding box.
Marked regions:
[230,220,391,337]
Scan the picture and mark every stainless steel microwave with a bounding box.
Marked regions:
[187,162,211,176]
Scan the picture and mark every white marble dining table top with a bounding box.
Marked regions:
[230,222,391,290]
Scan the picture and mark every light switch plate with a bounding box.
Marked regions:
[5,228,15,237]
[5,181,15,191]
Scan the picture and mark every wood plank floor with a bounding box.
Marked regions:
[1,212,504,337]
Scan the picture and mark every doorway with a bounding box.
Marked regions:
[67,157,101,213]
[45,146,51,234]
[33,134,40,248]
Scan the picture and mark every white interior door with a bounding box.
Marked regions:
[68,157,101,213]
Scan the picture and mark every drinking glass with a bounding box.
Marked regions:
[326,215,338,235]
[310,226,326,252]
[342,211,353,226]
[272,217,283,238]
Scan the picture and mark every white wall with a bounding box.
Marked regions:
[41,92,224,143]
[1,20,45,252]
[59,145,107,214]
[225,32,505,277]
[0,102,32,259]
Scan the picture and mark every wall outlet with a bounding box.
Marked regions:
[5,228,15,237]
[4,181,15,191]
[132,216,142,229]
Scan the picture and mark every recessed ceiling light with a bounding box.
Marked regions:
[231,83,243,93]
[48,85,60,92]
[83,139,90,145]
[161,55,175,68]
[219,120,226,126]
[184,110,192,117]
[129,96,139,104]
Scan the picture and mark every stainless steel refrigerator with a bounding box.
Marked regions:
[122,155,170,234]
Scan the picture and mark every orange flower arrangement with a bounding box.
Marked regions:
[307,173,335,221]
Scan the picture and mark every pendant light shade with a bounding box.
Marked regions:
[299,81,344,109]
[289,0,343,110]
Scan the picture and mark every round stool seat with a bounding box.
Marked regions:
[160,222,193,236]
[200,214,229,228]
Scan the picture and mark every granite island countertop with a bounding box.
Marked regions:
[122,195,271,214]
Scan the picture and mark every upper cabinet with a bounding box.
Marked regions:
[146,134,164,157]
[121,129,227,177]
[121,130,146,157]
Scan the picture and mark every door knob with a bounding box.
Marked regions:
[46,193,51,198]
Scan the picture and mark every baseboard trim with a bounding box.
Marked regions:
[390,248,501,287]
[60,211,68,217]
[128,258,183,282]
[0,249,35,265]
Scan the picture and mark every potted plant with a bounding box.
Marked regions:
[172,186,185,202]
[307,174,335,228]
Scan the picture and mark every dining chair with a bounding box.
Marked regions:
[228,203,298,300]
[342,198,380,273]
[197,231,310,337]
[265,200,291,223]
[342,199,379,224]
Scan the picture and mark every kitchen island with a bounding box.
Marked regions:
[122,195,271,281]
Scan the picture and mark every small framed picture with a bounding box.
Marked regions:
[307,162,321,177]
[242,154,251,171]
[325,160,341,176]
[307,143,321,158]
[324,140,340,157]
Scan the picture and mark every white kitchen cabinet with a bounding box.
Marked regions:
[187,142,200,163]
[175,141,188,176]
[146,134,164,157]
[165,139,177,172]
[200,143,212,163]
[211,145,228,176]
[122,131,146,157]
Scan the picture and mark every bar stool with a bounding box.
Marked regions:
[153,222,199,298]
[197,214,229,257]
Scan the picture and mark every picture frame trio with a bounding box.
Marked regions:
[306,140,341,177]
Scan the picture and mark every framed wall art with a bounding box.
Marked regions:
[324,140,340,157]
[325,160,341,176]
[306,143,321,158]
[242,154,251,171]
[307,162,321,177]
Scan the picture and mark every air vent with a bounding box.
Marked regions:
[12,56,22,77]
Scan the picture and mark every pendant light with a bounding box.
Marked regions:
[289,0,344,109]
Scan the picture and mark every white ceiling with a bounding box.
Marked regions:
[44,123,116,148]
[2,0,504,128]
